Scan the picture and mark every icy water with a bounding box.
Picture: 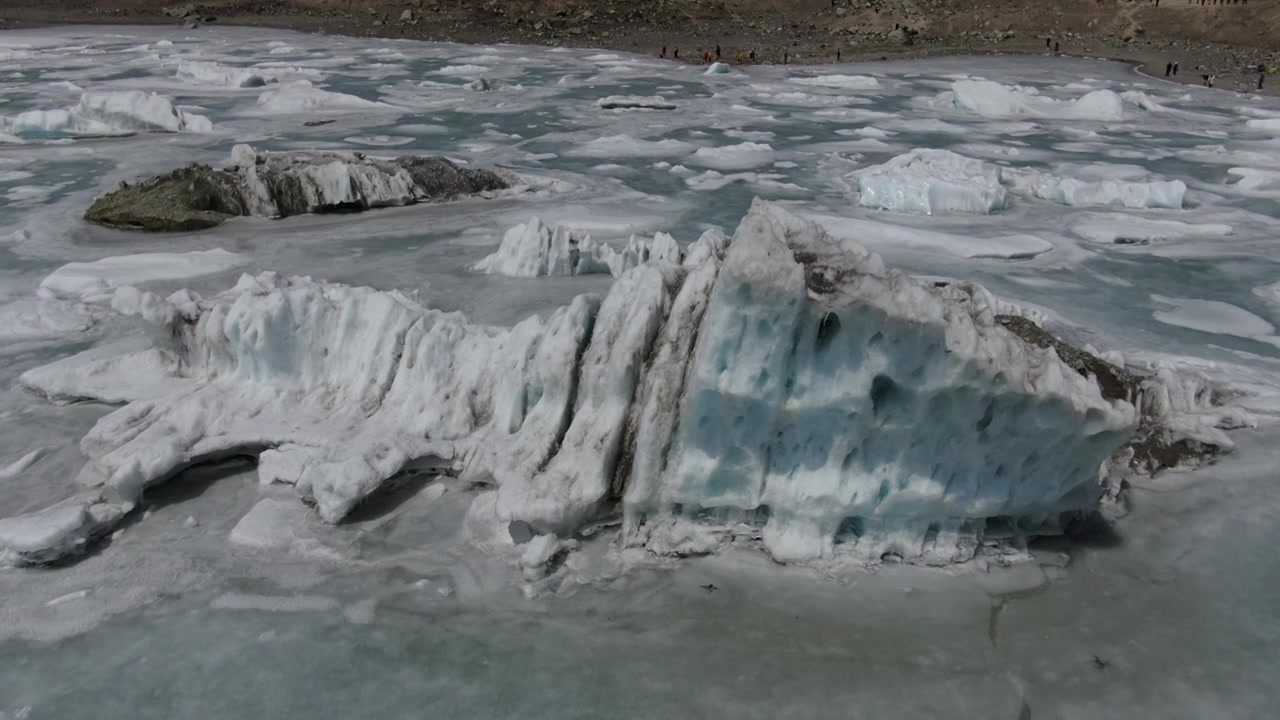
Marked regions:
[2,26,1280,719]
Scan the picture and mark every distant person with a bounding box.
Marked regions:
[1166,62,1173,77]
[716,45,721,59]
[1260,73,1266,90]
[661,46,667,58]
[1173,61,1179,76]
[1054,40,1060,53]
[1046,37,1051,49]
[749,50,756,62]
[674,47,679,60]
[784,50,789,64]
[837,49,842,61]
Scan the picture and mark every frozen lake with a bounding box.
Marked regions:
[1,26,1279,718]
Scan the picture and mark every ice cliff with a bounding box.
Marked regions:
[83,144,512,231]
[11,200,1224,569]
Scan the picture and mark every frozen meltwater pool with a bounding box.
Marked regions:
[2,25,1280,718]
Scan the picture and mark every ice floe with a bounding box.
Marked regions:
[255,79,387,113]
[38,249,251,303]
[0,91,212,139]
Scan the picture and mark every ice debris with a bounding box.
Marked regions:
[255,79,387,113]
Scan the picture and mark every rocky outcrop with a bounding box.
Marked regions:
[84,145,512,232]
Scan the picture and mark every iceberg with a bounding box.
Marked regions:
[944,80,1124,121]
[1004,168,1186,209]
[0,91,212,139]
[255,80,387,113]
[472,216,722,278]
[9,201,1169,568]
[852,148,1009,215]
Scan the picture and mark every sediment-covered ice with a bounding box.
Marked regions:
[12,201,1145,567]
[0,91,212,138]
[852,148,1009,215]
[943,80,1124,121]
[596,95,676,111]
[255,80,387,113]
[38,249,251,302]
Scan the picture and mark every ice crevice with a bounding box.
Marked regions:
[3,200,1242,569]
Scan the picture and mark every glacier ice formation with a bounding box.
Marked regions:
[5,201,1234,569]
[83,144,513,231]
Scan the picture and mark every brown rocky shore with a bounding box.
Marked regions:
[1,1,1276,93]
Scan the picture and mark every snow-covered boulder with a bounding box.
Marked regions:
[596,95,677,111]
[84,144,511,231]
[853,148,1009,214]
[14,201,1150,568]
[0,91,212,139]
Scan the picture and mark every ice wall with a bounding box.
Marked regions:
[8,202,1142,568]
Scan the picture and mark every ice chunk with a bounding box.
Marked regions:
[436,64,490,76]
[37,249,250,303]
[809,213,1052,260]
[229,499,310,550]
[0,499,118,567]
[175,60,294,88]
[0,449,48,480]
[1069,213,1233,245]
[256,80,387,113]
[1151,295,1280,346]
[596,95,676,111]
[1004,168,1185,209]
[565,134,695,158]
[852,148,1009,215]
[1119,90,1165,112]
[945,80,1123,121]
[689,142,776,170]
[1245,118,1280,133]
[789,75,881,90]
[705,62,731,75]
[0,91,212,138]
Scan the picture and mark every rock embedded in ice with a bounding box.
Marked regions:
[596,95,677,111]
[83,144,511,231]
[38,249,250,302]
[852,148,1009,215]
[0,91,212,139]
